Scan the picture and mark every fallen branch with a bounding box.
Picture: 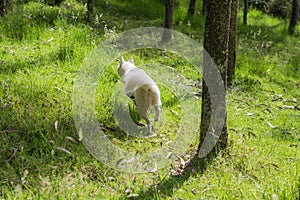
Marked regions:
[7,148,18,163]
[0,129,19,133]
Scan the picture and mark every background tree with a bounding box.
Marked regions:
[202,0,207,15]
[54,0,63,6]
[162,0,174,42]
[188,0,196,16]
[199,0,234,157]
[87,0,94,23]
[288,0,299,35]
[227,0,238,86]
[243,0,248,25]
[0,0,6,16]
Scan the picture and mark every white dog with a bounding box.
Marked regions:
[118,57,162,132]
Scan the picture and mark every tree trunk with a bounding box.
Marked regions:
[198,0,232,158]
[0,0,6,16]
[162,0,174,43]
[227,0,238,86]
[54,0,62,6]
[288,0,299,35]
[243,0,248,25]
[87,0,94,23]
[188,0,196,17]
[202,0,207,15]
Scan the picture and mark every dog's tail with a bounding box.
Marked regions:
[146,84,161,122]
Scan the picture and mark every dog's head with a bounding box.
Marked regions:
[118,57,136,77]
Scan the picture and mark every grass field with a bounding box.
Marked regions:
[0,0,299,199]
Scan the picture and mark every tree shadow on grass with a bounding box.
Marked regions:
[95,0,165,20]
[135,152,213,199]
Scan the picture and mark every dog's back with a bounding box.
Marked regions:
[122,68,154,96]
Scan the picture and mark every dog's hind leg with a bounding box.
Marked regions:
[154,104,160,121]
[139,110,152,133]
[136,104,152,132]
[144,117,152,133]
[135,88,152,132]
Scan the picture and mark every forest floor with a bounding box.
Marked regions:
[0,0,299,199]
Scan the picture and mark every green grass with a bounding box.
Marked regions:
[1,1,299,199]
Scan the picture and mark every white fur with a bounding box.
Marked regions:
[118,57,162,132]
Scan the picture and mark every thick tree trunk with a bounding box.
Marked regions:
[188,0,196,17]
[162,0,174,42]
[227,0,237,86]
[199,0,232,158]
[288,0,299,35]
[243,0,248,25]
[0,0,6,16]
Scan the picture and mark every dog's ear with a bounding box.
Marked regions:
[129,57,134,64]
[120,57,124,65]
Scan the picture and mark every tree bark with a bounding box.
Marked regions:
[0,0,6,16]
[188,0,196,17]
[162,0,174,43]
[243,0,248,25]
[288,0,299,35]
[227,0,237,86]
[198,0,232,158]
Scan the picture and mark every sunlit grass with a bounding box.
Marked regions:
[0,1,299,199]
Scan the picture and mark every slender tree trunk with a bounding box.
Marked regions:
[87,0,94,23]
[162,0,174,43]
[202,0,207,15]
[54,0,62,6]
[198,0,232,158]
[243,0,248,25]
[0,0,6,16]
[227,0,238,86]
[188,0,196,17]
[289,0,299,35]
